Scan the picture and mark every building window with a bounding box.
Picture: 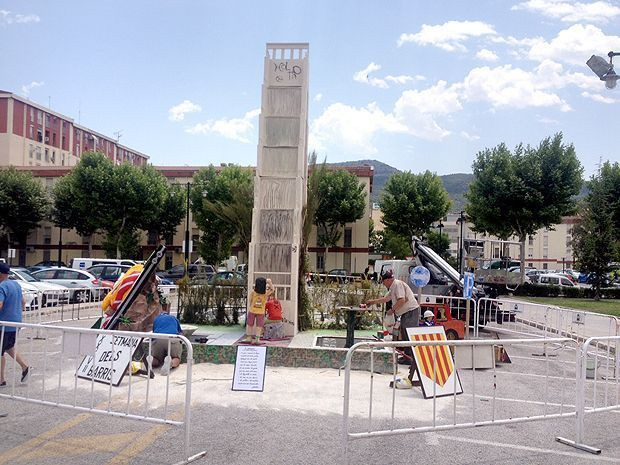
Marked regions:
[528,236,534,246]
[543,248,548,259]
[52,133,56,145]
[44,148,49,162]
[29,125,34,139]
[61,153,65,166]
[493,247,500,259]
[316,252,325,271]
[29,144,34,158]
[37,111,42,125]
[35,147,41,160]
[344,228,352,248]
[51,151,55,164]
[528,263,533,268]
[543,236,548,246]
[528,248,533,258]
[30,108,34,122]
[37,129,42,142]
[343,252,351,272]
[45,114,50,127]
[45,178,53,190]
[543,263,548,270]
[147,230,158,245]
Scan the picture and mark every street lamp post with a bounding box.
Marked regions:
[57,227,63,267]
[184,181,191,279]
[456,211,465,275]
[587,51,620,89]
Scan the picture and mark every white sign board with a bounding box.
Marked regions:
[406,326,463,399]
[573,312,585,325]
[77,334,141,386]
[232,345,267,392]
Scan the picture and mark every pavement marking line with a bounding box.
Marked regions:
[0,412,91,465]
[15,432,140,462]
[104,410,184,465]
[434,434,620,463]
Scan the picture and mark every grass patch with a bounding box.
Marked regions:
[518,297,620,317]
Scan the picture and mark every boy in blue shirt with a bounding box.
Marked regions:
[0,263,30,386]
[150,308,183,375]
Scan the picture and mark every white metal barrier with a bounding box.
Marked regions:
[477,297,619,342]
[342,337,577,456]
[0,322,206,463]
[419,294,478,336]
[22,286,109,325]
[557,335,620,454]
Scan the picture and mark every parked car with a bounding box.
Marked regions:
[33,260,66,268]
[8,267,69,306]
[71,257,138,270]
[538,273,576,287]
[31,267,106,302]
[156,264,215,282]
[205,271,246,286]
[526,269,545,283]
[86,264,131,286]
[13,280,39,310]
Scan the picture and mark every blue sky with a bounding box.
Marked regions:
[2,0,619,176]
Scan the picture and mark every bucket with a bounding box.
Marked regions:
[585,357,597,379]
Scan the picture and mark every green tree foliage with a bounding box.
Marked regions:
[382,229,411,259]
[191,165,253,265]
[572,162,620,299]
[314,169,366,249]
[427,230,450,259]
[52,152,184,258]
[466,133,583,243]
[0,167,49,247]
[51,152,112,254]
[380,171,451,253]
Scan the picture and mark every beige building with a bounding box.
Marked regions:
[6,165,373,273]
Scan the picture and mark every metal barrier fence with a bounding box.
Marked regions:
[557,335,620,454]
[0,322,206,463]
[419,294,478,336]
[158,284,180,315]
[342,337,578,457]
[21,286,109,326]
[477,297,619,342]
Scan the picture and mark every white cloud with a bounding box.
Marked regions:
[310,102,407,155]
[476,49,499,61]
[460,131,480,141]
[459,64,572,111]
[314,93,323,102]
[353,62,388,88]
[537,116,560,124]
[581,91,618,103]
[512,0,620,23]
[385,74,426,84]
[398,20,497,52]
[186,108,260,143]
[21,81,44,97]
[527,24,620,65]
[0,10,40,24]
[168,100,202,122]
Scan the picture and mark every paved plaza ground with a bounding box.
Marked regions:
[1,303,620,465]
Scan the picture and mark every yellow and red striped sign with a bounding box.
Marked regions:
[411,332,454,387]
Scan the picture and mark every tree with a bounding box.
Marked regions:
[382,228,411,259]
[572,162,620,299]
[380,171,451,253]
[0,167,49,257]
[314,169,366,250]
[191,165,253,265]
[142,181,186,245]
[427,230,450,259]
[51,152,113,256]
[100,164,170,258]
[466,133,583,245]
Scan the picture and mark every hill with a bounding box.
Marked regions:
[329,160,472,212]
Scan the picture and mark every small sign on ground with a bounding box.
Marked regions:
[232,345,267,392]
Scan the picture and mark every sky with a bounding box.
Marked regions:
[1,0,619,177]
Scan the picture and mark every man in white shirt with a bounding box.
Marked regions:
[366,269,421,388]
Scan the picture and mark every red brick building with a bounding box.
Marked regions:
[0,90,148,167]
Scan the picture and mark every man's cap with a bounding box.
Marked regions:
[0,263,10,274]
[380,269,394,280]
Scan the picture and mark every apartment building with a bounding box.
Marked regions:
[9,165,373,273]
[0,90,148,168]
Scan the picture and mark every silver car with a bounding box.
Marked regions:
[9,268,69,306]
[31,267,106,303]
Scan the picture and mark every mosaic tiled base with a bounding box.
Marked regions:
[188,344,394,373]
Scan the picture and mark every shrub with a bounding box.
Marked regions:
[178,283,246,325]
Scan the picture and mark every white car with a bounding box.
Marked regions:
[31,267,106,303]
[12,280,39,310]
[9,267,69,306]
[538,273,576,287]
